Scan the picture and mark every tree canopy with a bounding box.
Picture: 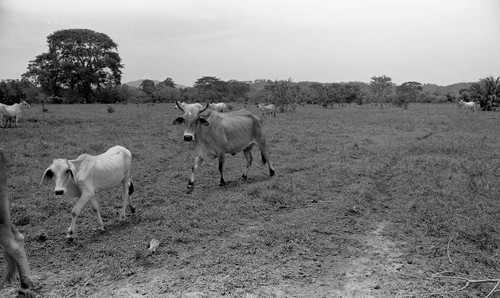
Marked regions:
[370,75,393,109]
[23,29,123,102]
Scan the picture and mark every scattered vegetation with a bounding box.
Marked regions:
[0,103,498,297]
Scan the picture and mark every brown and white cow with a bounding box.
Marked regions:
[173,101,275,193]
[0,150,33,292]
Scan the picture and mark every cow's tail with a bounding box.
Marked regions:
[128,181,134,195]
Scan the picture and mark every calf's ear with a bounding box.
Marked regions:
[66,168,75,180]
[41,167,53,184]
[173,117,184,125]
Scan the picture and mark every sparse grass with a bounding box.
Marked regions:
[0,103,499,297]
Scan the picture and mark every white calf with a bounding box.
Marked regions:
[0,101,31,128]
[175,102,203,110]
[41,145,134,239]
[209,102,228,112]
[463,101,477,112]
[257,103,276,117]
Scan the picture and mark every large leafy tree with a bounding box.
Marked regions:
[194,76,228,102]
[468,76,500,110]
[369,75,393,109]
[395,81,422,109]
[23,29,123,102]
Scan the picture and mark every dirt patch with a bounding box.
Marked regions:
[40,220,405,298]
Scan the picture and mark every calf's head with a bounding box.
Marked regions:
[173,101,210,142]
[41,159,81,197]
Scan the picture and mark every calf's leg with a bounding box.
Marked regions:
[218,154,226,186]
[67,192,93,238]
[89,196,104,231]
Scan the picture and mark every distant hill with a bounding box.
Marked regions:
[422,82,473,96]
[124,79,188,89]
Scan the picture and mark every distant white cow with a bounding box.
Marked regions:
[0,101,31,128]
[209,102,228,112]
[257,103,276,117]
[41,145,134,239]
[458,99,477,112]
[174,102,203,111]
[0,150,33,292]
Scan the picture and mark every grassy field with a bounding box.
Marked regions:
[0,102,499,297]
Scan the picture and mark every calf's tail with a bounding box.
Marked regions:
[128,181,134,195]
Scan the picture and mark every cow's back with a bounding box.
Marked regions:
[202,109,263,154]
[77,146,131,192]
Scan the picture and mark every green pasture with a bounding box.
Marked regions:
[0,103,499,297]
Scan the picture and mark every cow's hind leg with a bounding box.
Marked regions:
[119,179,130,220]
[218,154,226,186]
[187,156,203,194]
[241,145,253,181]
[257,142,276,177]
[89,196,105,232]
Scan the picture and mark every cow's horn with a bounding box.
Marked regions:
[199,102,210,114]
[175,100,184,112]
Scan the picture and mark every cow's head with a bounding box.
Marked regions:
[173,101,210,142]
[21,100,31,108]
[41,159,81,197]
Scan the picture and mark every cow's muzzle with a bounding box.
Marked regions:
[184,135,193,142]
[55,190,64,196]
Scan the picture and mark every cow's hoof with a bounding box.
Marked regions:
[186,187,194,194]
[219,181,226,187]
[130,205,136,214]
[240,175,248,181]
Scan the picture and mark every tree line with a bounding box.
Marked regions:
[1,28,499,111]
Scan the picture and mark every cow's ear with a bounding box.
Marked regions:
[173,117,184,125]
[199,117,209,126]
[66,169,75,180]
[41,168,53,184]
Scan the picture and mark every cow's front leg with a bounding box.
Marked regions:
[10,225,33,290]
[67,192,93,239]
[218,154,226,186]
[187,156,203,194]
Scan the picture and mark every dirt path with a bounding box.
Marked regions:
[80,220,405,297]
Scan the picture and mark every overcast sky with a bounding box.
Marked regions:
[1,0,499,87]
